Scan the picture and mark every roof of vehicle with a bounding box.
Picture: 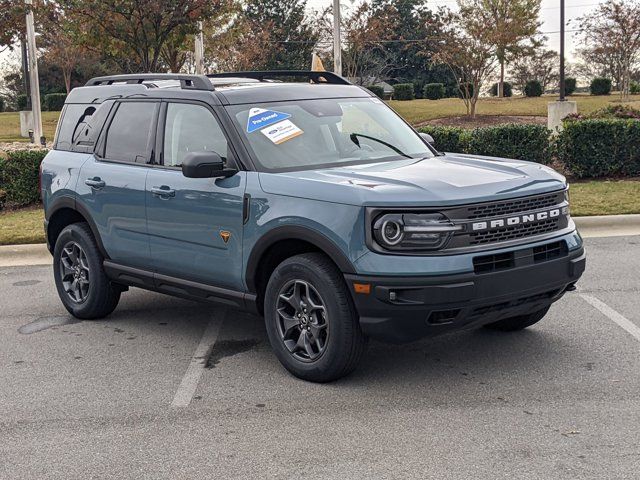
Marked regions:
[68,71,373,105]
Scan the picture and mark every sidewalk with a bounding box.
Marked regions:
[1,214,639,267]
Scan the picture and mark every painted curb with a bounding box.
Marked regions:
[1,214,639,267]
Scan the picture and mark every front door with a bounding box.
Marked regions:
[146,101,246,291]
[78,100,159,268]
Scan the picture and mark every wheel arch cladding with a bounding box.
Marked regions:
[46,198,108,258]
[246,226,356,313]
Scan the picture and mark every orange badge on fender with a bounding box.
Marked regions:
[219,231,231,243]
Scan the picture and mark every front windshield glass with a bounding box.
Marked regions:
[226,97,435,172]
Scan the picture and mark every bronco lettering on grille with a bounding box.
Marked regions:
[470,207,567,232]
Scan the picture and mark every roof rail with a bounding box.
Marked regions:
[85,74,214,91]
[208,70,352,85]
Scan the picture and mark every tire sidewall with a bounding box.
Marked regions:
[264,257,356,380]
[53,224,109,318]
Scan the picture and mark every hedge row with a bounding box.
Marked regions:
[557,119,640,177]
[419,124,551,164]
[0,150,47,209]
[419,119,640,178]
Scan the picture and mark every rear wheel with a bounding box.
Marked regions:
[264,253,367,382]
[53,223,120,319]
[483,306,550,332]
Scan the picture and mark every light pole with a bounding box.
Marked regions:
[559,0,565,101]
[25,0,43,144]
[333,0,342,76]
[195,21,204,75]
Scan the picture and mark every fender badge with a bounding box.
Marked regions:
[219,230,231,243]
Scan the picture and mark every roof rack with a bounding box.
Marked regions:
[85,74,214,91]
[208,70,351,85]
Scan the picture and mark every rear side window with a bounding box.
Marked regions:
[103,102,158,163]
[55,104,93,151]
[54,102,114,153]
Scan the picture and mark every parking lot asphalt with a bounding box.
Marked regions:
[1,235,639,479]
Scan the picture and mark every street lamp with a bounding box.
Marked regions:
[25,0,43,144]
[559,0,565,101]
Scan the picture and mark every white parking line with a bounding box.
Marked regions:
[171,310,226,408]
[580,294,640,343]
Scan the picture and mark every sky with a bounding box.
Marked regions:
[308,0,607,61]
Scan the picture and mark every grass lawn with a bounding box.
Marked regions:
[0,205,45,245]
[0,111,60,143]
[390,93,640,125]
[0,180,638,245]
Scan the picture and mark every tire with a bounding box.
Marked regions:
[53,222,121,320]
[264,252,367,382]
[483,306,550,332]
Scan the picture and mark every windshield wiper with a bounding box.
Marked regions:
[349,133,413,159]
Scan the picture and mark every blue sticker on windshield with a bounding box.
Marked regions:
[246,107,291,133]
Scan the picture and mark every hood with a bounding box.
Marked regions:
[258,154,567,207]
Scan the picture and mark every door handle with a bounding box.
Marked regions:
[85,177,105,189]
[150,186,176,198]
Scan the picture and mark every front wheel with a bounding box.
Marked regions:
[483,306,550,332]
[264,253,367,382]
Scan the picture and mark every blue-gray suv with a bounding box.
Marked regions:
[41,71,585,382]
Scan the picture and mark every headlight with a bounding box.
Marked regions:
[372,212,461,251]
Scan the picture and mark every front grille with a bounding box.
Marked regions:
[436,190,570,251]
[466,192,564,219]
[469,218,560,245]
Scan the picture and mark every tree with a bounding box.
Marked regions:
[206,0,320,72]
[510,49,558,93]
[0,0,27,53]
[577,0,640,101]
[60,0,216,72]
[434,9,497,117]
[458,0,542,98]
[370,0,453,89]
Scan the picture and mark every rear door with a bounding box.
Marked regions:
[77,100,159,268]
[145,101,246,290]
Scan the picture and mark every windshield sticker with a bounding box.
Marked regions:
[261,120,303,144]
[247,107,291,133]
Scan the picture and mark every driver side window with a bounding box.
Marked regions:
[163,103,228,167]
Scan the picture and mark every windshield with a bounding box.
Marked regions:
[226,97,435,172]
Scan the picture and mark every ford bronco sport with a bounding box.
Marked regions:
[41,71,585,382]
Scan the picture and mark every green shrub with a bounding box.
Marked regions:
[630,81,640,94]
[467,124,550,164]
[366,85,384,98]
[417,126,470,153]
[557,119,640,178]
[564,77,577,96]
[393,83,415,101]
[418,123,549,163]
[0,96,4,112]
[490,82,513,97]
[42,93,66,111]
[524,80,543,97]
[412,81,425,99]
[0,150,48,208]
[590,77,612,95]
[423,83,446,100]
[17,94,28,110]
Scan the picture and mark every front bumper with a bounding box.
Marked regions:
[345,243,586,343]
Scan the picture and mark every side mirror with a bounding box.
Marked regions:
[181,151,236,178]
[419,132,435,145]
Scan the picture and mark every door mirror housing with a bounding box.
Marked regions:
[419,132,435,145]
[181,151,236,178]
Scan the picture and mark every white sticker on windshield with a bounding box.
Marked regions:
[261,120,303,144]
